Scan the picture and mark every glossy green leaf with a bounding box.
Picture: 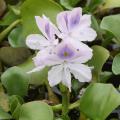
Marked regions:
[100,14,120,44]
[0,10,19,26]
[8,4,21,16]
[91,16,103,40]
[102,0,120,9]
[19,101,54,120]
[8,26,25,47]
[56,119,63,120]
[89,45,109,73]
[100,71,112,83]
[1,66,29,96]
[86,0,105,12]
[80,83,120,120]
[0,107,12,120]
[9,95,24,119]
[20,0,63,45]
[112,53,120,75]
[60,0,80,9]
[9,95,24,113]
[18,57,49,85]
[0,47,31,66]
[88,45,109,81]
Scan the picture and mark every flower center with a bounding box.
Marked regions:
[57,44,75,60]
[64,52,69,57]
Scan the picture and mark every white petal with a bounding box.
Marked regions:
[71,27,97,42]
[70,14,91,35]
[35,16,59,40]
[57,11,69,33]
[62,65,71,91]
[33,49,62,67]
[65,38,93,63]
[68,37,92,51]
[68,7,82,30]
[27,65,45,74]
[35,16,48,38]
[79,14,91,28]
[26,34,50,50]
[68,63,92,82]
[48,65,63,87]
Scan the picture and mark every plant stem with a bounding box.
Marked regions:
[0,19,21,42]
[52,100,80,111]
[69,100,80,110]
[62,89,69,116]
[60,84,70,118]
[52,104,62,111]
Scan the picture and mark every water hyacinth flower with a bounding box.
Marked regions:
[26,7,97,91]
[57,7,97,42]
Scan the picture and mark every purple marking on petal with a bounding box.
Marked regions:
[45,23,51,39]
[64,13,68,29]
[71,14,80,28]
[57,45,75,59]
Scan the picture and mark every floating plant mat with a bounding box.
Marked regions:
[0,0,120,120]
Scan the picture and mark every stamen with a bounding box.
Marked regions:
[54,34,63,43]
[54,34,58,39]
[58,38,62,43]
[64,52,69,57]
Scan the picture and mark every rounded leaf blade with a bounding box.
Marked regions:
[19,101,54,120]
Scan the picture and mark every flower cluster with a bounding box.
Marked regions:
[26,7,97,91]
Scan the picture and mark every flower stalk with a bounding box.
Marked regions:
[60,84,70,118]
[62,89,69,116]
[52,100,80,111]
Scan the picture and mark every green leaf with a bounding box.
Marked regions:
[88,45,110,81]
[0,47,31,66]
[19,101,54,120]
[80,83,120,120]
[18,56,49,85]
[102,0,120,9]
[56,119,63,120]
[20,0,63,45]
[60,0,80,9]
[100,71,112,83]
[8,26,25,47]
[89,45,109,73]
[9,95,24,113]
[1,66,29,96]
[9,95,24,119]
[8,4,21,16]
[112,53,120,75]
[91,16,103,40]
[0,107,12,120]
[100,14,120,44]
[0,10,19,26]
[86,0,105,12]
